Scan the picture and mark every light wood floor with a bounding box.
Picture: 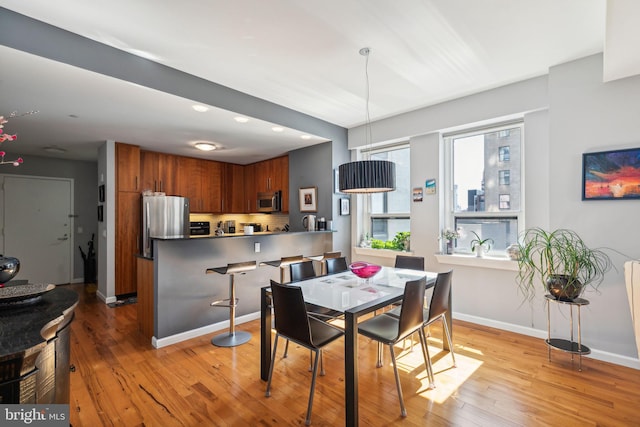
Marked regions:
[67,283,640,426]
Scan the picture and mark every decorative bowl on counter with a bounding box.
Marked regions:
[349,261,382,279]
[0,255,20,285]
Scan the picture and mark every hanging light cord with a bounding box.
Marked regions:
[360,47,372,148]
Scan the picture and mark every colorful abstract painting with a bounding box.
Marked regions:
[582,147,640,200]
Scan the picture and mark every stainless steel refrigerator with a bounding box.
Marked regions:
[142,195,190,257]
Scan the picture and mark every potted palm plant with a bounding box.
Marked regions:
[516,227,612,302]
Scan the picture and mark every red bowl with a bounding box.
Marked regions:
[349,262,382,279]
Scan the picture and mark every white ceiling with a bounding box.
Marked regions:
[0,0,632,164]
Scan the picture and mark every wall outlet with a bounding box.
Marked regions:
[254,242,260,253]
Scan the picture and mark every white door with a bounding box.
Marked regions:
[2,176,73,284]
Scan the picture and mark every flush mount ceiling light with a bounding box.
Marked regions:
[234,116,249,123]
[192,105,209,112]
[194,142,216,151]
[339,47,396,193]
[43,146,67,154]
[271,126,284,132]
[300,134,311,140]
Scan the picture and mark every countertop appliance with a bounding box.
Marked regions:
[142,195,190,257]
[189,221,210,236]
[242,223,262,232]
[257,190,281,213]
[223,220,236,234]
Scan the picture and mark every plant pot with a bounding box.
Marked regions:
[547,274,583,301]
[474,245,486,258]
[446,240,453,254]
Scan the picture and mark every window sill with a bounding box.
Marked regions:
[353,247,413,259]
[434,253,518,271]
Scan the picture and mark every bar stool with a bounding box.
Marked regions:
[259,255,305,283]
[206,260,257,347]
[307,251,341,276]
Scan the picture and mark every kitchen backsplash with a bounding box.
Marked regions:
[189,213,290,232]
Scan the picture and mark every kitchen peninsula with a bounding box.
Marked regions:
[137,230,334,348]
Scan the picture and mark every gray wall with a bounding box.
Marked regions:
[0,153,98,281]
[352,54,640,368]
[289,140,351,262]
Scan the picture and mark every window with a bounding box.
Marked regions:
[499,146,510,162]
[499,170,511,185]
[366,144,410,242]
[444,122,523,254]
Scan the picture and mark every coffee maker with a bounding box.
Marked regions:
[223,220,236,233]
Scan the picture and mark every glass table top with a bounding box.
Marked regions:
[289,267,436,312]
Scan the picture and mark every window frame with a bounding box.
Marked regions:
[442,121,524,255]
[361,142,411,242]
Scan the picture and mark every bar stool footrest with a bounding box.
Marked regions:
[211,298,239,307]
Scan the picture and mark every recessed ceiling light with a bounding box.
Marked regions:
[300,134,312,140]
[272,126,284,132]
[234,116,249,123]
[43,146,67,154]
[192,105,209,112]
[194,142,216,151]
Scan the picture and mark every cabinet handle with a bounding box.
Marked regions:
[160,180,163,192]
[135,176,139,191]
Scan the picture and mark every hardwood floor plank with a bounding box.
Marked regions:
[65,284,640,426]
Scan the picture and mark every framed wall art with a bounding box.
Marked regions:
[299,186,318,212]
[582,147,640,200]
[340,197,350,215]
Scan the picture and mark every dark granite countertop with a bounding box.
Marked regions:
[151,230,334,241]
[0,286,79,359]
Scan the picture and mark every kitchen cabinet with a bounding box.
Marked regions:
[243,163,256,213]
[249,155,289,213]
[137,257,154,339]
[176,157,223,213]
[116,191,140,296]
[223,163,246,213]
[140,151,178,195]
[201,160,223,213]
[116,142,140,192]
[115,143,141,296]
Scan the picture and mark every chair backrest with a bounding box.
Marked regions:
[289,260,316,282]
[325,257,348,274]
[270,280,314,347]
[427,270,453,322]
[397,277,427,340]
[394,255,425,271]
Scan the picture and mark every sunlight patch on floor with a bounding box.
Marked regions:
[390,341,483,404]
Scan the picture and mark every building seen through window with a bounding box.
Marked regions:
[446,123,523,253]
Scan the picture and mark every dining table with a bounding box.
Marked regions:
[260,266,446,426]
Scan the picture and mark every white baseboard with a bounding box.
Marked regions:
[454,312,640,370]
[152,311,262,348]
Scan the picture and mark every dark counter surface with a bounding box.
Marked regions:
[0,286,78,359]
[152,230,334,240]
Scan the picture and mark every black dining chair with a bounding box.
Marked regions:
[266,280,344,426]
[357,277,431,417]
[394,254,425,271]
[422,270,456,386]
[325,256,348,274]
[290,260,317,282]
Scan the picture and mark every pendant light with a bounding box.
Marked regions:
[339,47,396,193]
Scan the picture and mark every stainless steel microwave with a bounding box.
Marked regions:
[257,191,281,212]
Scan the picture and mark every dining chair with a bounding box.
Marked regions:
[266,280,344,426]
[394,254,425,271]
[422,270,456,382]
[325,256,348,274]
[357,276,432,417]
[290,260,317,282]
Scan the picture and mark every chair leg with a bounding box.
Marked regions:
[388,344,407,417]
[265,335,280,397]
[319,350,325,376]
[441,315,456,367]
[305,349,321,426]
[418,328,435,389]
[283,339,289,358]
[376,342,383,367]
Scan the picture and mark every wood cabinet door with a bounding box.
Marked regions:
[244,163,256,212]
[201,160,222,213]
[272,155,289,212]
[116,191,140,295]
[176,157,203,211]
[116,143,140,192]
[224,163,245,213]
[158,154,178,195]
[254,160,271,193]
[140,151,159,192]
